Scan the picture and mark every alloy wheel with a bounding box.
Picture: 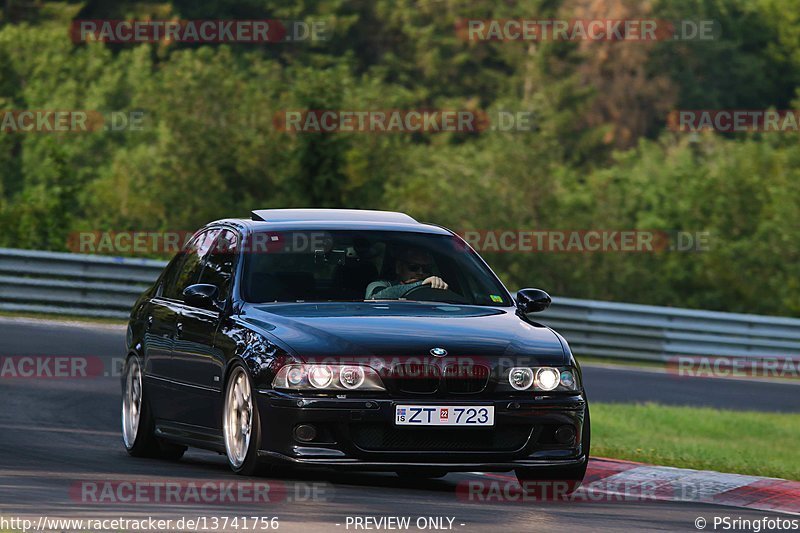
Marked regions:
[223,367,254,468]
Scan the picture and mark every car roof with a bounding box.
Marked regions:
[251,208,416,224]
[214,209,453,236]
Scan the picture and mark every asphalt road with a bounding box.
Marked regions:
[582,364,800,413]
[0,317,796,532]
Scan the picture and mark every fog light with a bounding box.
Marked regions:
[554,425,576,444]
[294,424,317,442]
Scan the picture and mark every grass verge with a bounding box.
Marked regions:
[592,402,800,480]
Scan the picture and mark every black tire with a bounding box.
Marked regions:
[122,355,187,460]
[515,405,591,496]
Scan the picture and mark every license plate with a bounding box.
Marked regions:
[395,405,494,426]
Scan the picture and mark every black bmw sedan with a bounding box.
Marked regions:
[122,209,589,488]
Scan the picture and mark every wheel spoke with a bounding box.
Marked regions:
[122,359,142,448]
[224,368,254,469]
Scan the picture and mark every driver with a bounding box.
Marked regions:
[366,247,448,299]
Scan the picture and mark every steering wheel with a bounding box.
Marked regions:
[400,284,470,304]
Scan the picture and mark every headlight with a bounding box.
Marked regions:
[273,364,386,391]
[536,367,560,391]
[340,366,366,389]
[502,366,580,392]
[509,367,534,390]
[308,365,333,389]
[287,366,305,386]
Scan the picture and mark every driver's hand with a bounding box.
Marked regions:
[422,276,448,290]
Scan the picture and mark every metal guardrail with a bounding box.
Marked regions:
[542,298,800,362]
[2,247,799,362]
[0,248,166,319]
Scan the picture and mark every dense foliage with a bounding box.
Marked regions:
[1,0,799,315]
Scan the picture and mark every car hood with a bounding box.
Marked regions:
[238,302,566,365]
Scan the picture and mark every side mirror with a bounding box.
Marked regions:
[516,288,551,314]
[183,283,220,311]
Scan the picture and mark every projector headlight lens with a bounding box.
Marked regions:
[560,370,575,389]
[509,367,535,390]
[536,367,560,391]
[339,366,366,389]
[287,366,305,386]
[308,365,333,389]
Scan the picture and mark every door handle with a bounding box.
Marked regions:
[175,322,183,337]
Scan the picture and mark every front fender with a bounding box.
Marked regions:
[226,325,297,389]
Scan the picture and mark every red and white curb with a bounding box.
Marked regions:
[586,458,799,514]
[466,458,799,514]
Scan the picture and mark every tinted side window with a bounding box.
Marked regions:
[199,229,239,300]
[157,254,186,297]
[163,229,220,300]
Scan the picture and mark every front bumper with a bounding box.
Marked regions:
[256,390,588,472]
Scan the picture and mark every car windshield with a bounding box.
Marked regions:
[242,230,511,306]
